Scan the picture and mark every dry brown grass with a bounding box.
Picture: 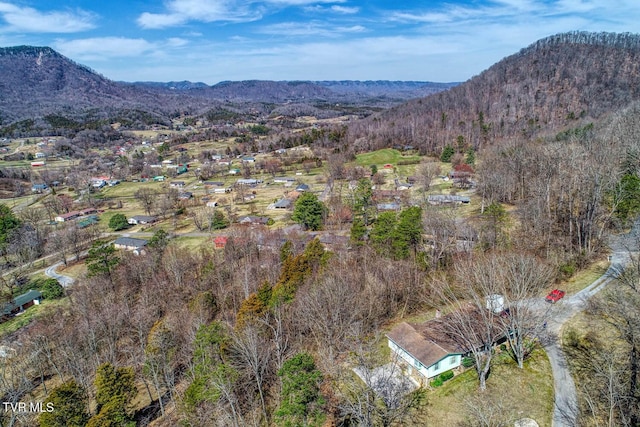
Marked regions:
[428,349,554,427]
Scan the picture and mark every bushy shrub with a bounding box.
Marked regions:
[462,357,475,368]
[430,370,454,388]
[440,370,454,382]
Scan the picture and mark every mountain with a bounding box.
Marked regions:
[347,31,640,154]
[0,46,186,126]
[0,45,456,134]
[132,79,457,103]
[314,80,458,98]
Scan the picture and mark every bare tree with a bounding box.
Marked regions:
[135,187,158,216]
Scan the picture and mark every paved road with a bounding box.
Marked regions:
[544,223,637,427]
[44,262,75,287]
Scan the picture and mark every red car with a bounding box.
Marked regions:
[545,289,566,303]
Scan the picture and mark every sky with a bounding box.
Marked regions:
[0,0,638,84]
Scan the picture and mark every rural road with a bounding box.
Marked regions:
[44,261,75,287]
[544,222,637,427]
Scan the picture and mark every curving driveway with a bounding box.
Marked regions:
[544,223,637,427]
[44,261,75,287]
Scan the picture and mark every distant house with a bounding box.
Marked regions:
[241,156,256,163]
[30,161,45,167]
[296,183,310,192]
[427,195,470,205]
[204,181,225,187]
[206,201,219,208]
[31,183,48,193]
[377,202,401,211]
[153,176,165,182]
[114,237,148,254]
[236,178,261,186]
[213,187,232,194]
[178,192,193,200]
[128,215,157,225]
[55,211,81,223]
[386,322,464,383]
[238,216,270,226]
[273,199,292,209]
[170,181,185,188]
[35,152,46,159]
[2,290,42,318]
[213,236,228,249]
[274,177,296,184]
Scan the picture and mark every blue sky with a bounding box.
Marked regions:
[0,0,638,84]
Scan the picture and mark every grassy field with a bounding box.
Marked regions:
[355,148,422,167]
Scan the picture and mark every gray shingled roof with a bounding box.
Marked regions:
[113,237,148,248]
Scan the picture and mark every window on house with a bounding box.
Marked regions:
[433,361,440,371]
[450,356,457,365]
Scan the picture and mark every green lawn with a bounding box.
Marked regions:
[355,148,421,167]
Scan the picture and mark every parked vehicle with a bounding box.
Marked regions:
[545,289,566,303]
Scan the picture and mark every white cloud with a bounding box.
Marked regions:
[330,5,359,14]
[0,2,96,33]
[137,0,262,29]
[137,0,347,29]
[266,0,344,4]
[53,37,157,61]
[258,21,365,37]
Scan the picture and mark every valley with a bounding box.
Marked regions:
[0,31,639,427]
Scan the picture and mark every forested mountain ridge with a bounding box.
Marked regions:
[0,45,456,133]
[0,46,186,125]
[346,31,640,154]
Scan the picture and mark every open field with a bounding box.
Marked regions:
[355,148,422,167]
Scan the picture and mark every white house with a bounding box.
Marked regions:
[386,322,464,383]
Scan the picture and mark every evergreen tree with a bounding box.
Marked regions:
[86,240,120,280]
[292,193,326,231]
[211,210,229,230]
[465,147,476,165]
[276,353,325,427]
[0,204,21,252]
[393,206,423,259]
[440,144,455,162]
[38,278,65,299]
[369,212,398,257]
[108,213,129,231]
[89,363,136,426]
[349,216,367,246]
[352,178,375,226]
[39,381,89,427]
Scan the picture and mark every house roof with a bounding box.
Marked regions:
[130,215,156,222]
[3,290,42,315]
[114,237,148,248]
[387,322,463,369]
[239,216,270,224]
[428,194,471,203]
[274,199,292,208]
